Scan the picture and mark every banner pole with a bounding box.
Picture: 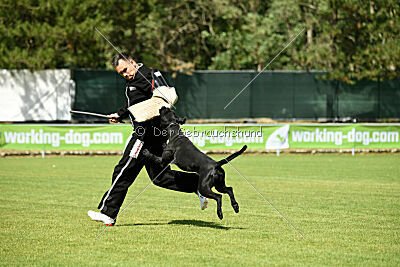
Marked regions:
[41,125,45,158]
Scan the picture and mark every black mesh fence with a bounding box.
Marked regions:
[72,69,400,121]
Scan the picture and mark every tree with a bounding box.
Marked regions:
[0,0,150,69]
[293,0,400,81]
[0,0,399,82]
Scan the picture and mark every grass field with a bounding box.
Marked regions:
[0,154,399,265]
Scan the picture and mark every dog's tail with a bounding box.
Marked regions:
[216,145,247,167]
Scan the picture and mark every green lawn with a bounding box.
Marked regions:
[0,154,399,265]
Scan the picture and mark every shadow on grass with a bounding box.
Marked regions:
[116,220,245,230]
[115,222,167,227]
[168,219,245,230]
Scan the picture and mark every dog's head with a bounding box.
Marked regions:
[159,107,186,128]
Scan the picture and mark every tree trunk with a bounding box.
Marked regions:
[329,0,338,70]
[131,20,136,57]
[307,27,313,45]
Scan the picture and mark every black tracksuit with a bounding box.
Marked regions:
[97,65,199,219]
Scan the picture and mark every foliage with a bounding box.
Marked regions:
[0,0,399,81]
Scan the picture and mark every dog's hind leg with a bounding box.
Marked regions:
[198,185,223,220]
[215,183,239,214]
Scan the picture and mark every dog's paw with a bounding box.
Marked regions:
[217,210,223,220]
[232,203,239,213]
[142,149,150,157]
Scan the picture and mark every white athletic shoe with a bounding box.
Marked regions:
[197,191,208,210]
[88,210,115,226]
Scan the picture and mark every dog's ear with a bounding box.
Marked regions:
[159,106,170,113]
[177,117,187,125]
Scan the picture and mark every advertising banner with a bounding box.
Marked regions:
[0,124,132,150]
[289,124,400,149]
[0,124,399,151]
[179,125,287,150]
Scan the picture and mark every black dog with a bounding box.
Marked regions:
[142,107,247,219]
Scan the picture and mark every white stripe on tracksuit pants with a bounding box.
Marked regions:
[98,130,200,219]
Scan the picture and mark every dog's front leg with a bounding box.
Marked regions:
[142,149,163,165]
[161,149,175,166]
[142,148,175,168]
[161,142,168,150]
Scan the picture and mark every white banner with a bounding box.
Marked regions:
[0,69,73,121]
